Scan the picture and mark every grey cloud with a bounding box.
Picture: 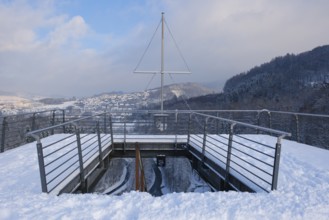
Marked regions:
[1,0,329,97]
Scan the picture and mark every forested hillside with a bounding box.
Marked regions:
[165,45,329,114]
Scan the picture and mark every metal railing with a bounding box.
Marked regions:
[166,109,329,149]
[2,109,328,153]
[0,109,65,152]
[110,110,190,149]
[258,110,329,149]
[26,110,292,194]
[187,112,291,192]
[27,112,113,194]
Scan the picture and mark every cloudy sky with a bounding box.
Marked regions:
[0,0,329,97]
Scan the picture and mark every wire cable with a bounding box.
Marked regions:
[167,73,203,127]
[144,73,157,91]
[164,20,191,72]
[134,19,162,72]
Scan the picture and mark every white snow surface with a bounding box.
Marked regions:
[0,135,329,219]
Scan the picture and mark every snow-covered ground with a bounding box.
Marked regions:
[0,135,328,219]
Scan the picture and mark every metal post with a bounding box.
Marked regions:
[135,143,140,191]
[104,113,107,134]
[1,117,7,153]
[201,117,208,163]
[268,111,273,136]
[272,137,283,190]
[256,111,260,134]
[51,110,55,135]
[62,110,66,133]
[187,114,192,149]
[140,156,146,192]
[295,114,300,142]
[75,126,86,191]
[216,112,220,134]
[160,12,165,112]
[32,113,36,131]
[109,115,114,150]
[96,122,104,168]
[123,122,126,152]
[224,123,235,190]
[268,111,272,129]
[36,141,48,193]
[175,110,178,148]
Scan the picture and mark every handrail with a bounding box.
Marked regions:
[26,112,113,194]
[191,112,291,137]
[2,108,328,153]
[25,110,297,194]
[268,110,329,118]
[0,109,64,119]
[109,109,328,148]
[107,109,329,118]
[26,112,107,138]
[1,109,66,152]
[187,112,292,192]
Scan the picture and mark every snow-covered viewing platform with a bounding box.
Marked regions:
[0,110,329,219]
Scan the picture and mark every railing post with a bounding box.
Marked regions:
[96,122,104,168]
[109,115,114,150]
[32,113,36,131]
[62,110,66,133]
[257,109,270,133]
[294,114,300,142]
[272,136,283,190]
[75,125,86,192]
[201,117,208,163]
[51,110,56,135]
[135,143,140,191]
[123,121,126,152]
[175,110,178,148]
[187,114,192,147]
[140,158,146,192]
[1,117,7,153]
[256,111,261,134]
[224,123,235,190]
[36,140,48,193]
[103,113,107,134]
[216,112,220,134]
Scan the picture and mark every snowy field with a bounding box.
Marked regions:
[0,135,329,219]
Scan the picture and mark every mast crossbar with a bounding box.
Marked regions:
[134,12,191,112]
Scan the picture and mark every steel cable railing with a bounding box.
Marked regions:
[0,109,65,152]
[2,109,328,152]
[187,112,291,192]
[20,109,329,194]
[26,112,113,194]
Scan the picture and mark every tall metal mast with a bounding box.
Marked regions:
[160,12,165,111]
[134,12,191,112]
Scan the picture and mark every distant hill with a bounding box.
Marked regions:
[146,82,215,100]
[165,45,329,114]
[0,82,214,115]
[77,82,215,112]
